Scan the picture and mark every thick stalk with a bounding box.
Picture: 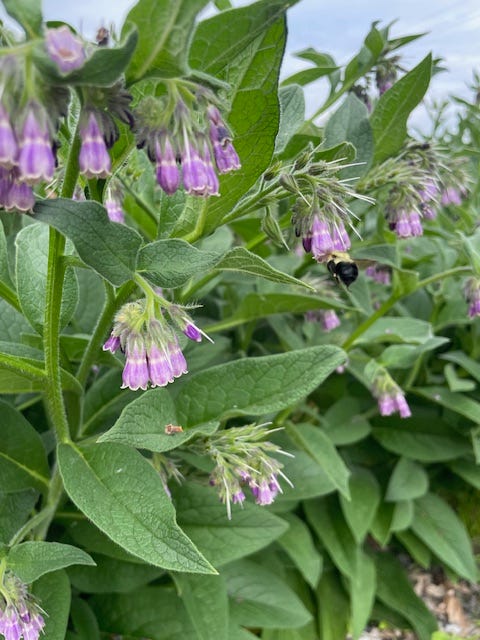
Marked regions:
[42,127,81,443]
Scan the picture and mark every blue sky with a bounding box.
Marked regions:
[7,0,480,131]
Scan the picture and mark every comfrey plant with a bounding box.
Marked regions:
[1,3,480,640]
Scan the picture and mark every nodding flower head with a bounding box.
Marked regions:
[0,569,46,640]
[133,87,240,198]
[17,103,55,185]
[103,298,210,391]
[372,370,411,419]
[204,423,293,519]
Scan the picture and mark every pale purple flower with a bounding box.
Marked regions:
[441,187,462,206]
[202,139,220,196]
[17,106,55,185]
[184,323,202,342]
[155,134,180,195]
[147,342,173,387]
[121,334,149,391]
[45,25,86,73]
[0,572,45,640]
[207,105,241,174]
[79,112,111,179]
[181,138,209,196]
[408,210,423,236]
[332,220,351,251]
[394,392,411,418]
[4,170,35,212]
[378,394,396,416]
[311,215,334,261]
[0,104,17,168]
[105,195,125,223]
[232,490,246,504]
[167,337,188,378]
[103,333,121,353]
[418,179,438,202]
[321,309,340,332]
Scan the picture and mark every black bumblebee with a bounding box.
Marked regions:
[326,251,359,287]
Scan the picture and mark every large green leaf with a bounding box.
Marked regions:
[375,554,437,640]
[411,493,478,582]
[385,457,429,501]
[81,370,138,436]
[339,468,380,544]
[286,423,351,499]
[98,388,219,451]
[0,400,49,493]
[7,542,95,583]
[15,223,78,334]
[68,553,163,594]
[275,84,305,153]
[372,414,471,462]
[414,386,480,424]
[316,570,349,640]
[174,346,345,425]
[137,239,220,288]
[33,199,142,286]
[223,559,312,629]
[91,587,198,639]
[174,574,229,640]
[189,0,295,233]
[3,0,42,37]
[124,0,209,81]
[58,442,215,574]
[0,490,37,544]
[370,55,432,163]
[277,513,322,588]
[324,93,374,177]
[173,483,288,566]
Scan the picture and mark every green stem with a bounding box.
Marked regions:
[33,465,65,541]
[43,125,82,444]
[342,266,472,351]
[43,228,70,442]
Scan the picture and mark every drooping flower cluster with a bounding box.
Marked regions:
[0,26,134,213]
[288,158,374,264]
[103,299,211,391]
[0,569,45,640]
[372,370,411,418]
[305,309,341,332]
[199,423,293,519]
[463,277,480,318]
[134,87,240,198]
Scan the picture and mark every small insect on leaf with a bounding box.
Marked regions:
[165,424,184,435]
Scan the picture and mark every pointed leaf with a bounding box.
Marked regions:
[58,442,215,574]
[174,345,346,425]
[411,493,478,582]
[385,457,429,501]
[371,55,432,163]
[286,423,351,499]
[278,513,322,588]
[7,542,95,583]
[99,388,219,451]
[340,468,381,543]
[33,199,142,286]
